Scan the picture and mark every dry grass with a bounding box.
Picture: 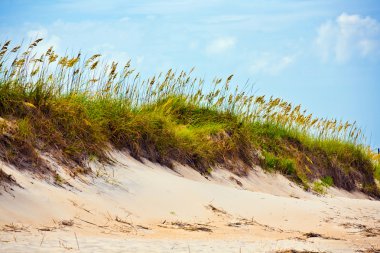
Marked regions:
[158,220,213,232]
[276,251,327,253]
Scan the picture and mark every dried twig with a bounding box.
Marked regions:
[74,232,79,250]
[40,233,45,246]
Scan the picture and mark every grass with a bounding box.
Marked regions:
[54,173,65,186]
[321,176,334,187]
[312,176,334,195]
[312,181,327,195]
[375,164,380,182]
[262,151,296,176]
[0,39,379,197]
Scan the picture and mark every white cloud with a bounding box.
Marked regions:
[315,13,380,63]
[206,37,236,54]
[56,0,125,13]
[204,15,251,24]
[27,28,61,54]
[55,0,221,15]
[119,16,130,23]
[27,28,48,39]
[136,55,144,65]
[249,53,295,75]
[189,40,199,50]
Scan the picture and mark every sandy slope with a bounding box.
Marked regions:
[0,151,379,252]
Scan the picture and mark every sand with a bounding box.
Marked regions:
[0,150,379,252]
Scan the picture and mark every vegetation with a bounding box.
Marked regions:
[321,176,334,187]
[0,39,379,196]
[312,176,334,195]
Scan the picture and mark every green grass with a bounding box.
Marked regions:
[374,163,380,182]
[321,176,334,187]
[0,39,379,196]
[312,176,334,195]
[313,181,327,195]
[262,151,296,176]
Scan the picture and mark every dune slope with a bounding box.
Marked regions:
[0,151,379,252]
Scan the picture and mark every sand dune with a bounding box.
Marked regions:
[0,151,379,252]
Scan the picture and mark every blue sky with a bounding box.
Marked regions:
[1,0,380,148]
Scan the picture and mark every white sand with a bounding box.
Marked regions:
[0,150,379,252]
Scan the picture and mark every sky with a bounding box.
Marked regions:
[1,0,380,148]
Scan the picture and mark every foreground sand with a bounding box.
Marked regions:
[0,151,379,252]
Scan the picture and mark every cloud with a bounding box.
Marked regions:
[206,37,236,54]
[189,40,199,50]
[315,13,380,63]
[55,0,220,15]
[136,55,144,65]
[55,0,126,13]
[249,53,295,75]
[204,15,251,24]
[27,28,61,54]
[119,16,130,23]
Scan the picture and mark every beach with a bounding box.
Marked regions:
[1,151,379,252]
